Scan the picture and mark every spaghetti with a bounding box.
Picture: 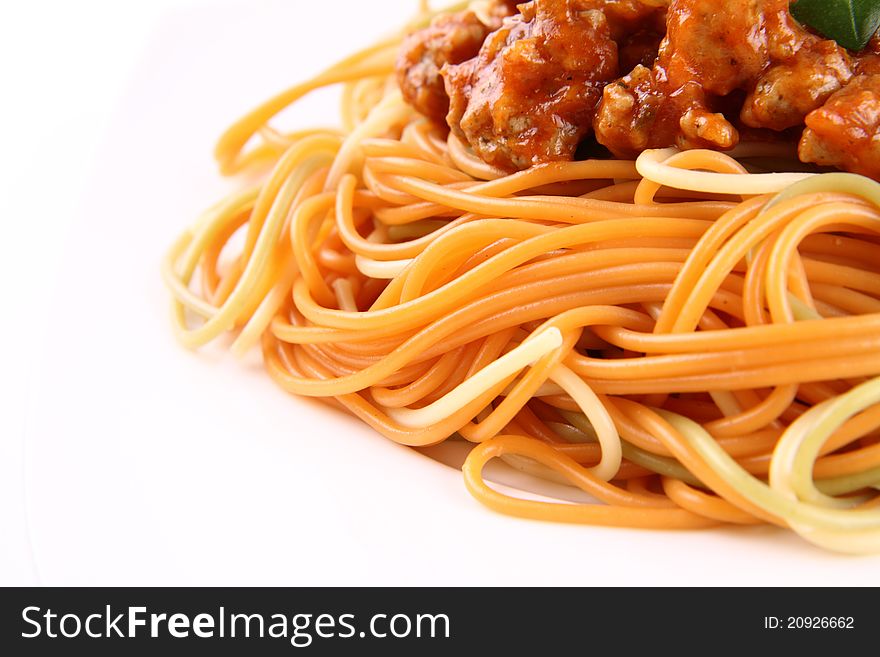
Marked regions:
[164,2,880,553]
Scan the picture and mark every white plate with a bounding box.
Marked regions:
[24,0,880,585]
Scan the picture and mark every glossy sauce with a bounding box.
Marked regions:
[396,0,880,179]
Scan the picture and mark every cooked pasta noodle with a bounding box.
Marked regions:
[164,2,880,553]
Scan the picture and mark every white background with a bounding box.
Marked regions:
[2,0,879,586]
[1,0,194,584]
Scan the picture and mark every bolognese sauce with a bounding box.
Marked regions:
[396,0,880,179]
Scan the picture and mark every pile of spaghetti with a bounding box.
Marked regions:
[164,5,880,553]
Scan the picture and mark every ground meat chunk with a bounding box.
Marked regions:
[397,12,493,123]
[471,0,524,29]
[595,64,739,154]
[855,33,880,75]
[442,0,624,171]
[594,0,766,155]
[396,2,521,123]
[594,0,854,156]
[741,39,852,131]
[593,0,666,39]
[665,0,769,97]
[800,75,880,178]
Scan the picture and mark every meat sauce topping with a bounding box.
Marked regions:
[396,0,880,179]
[397,1,520,123]
[442,0,656,170]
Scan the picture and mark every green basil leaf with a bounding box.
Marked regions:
[790,0,880,51]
